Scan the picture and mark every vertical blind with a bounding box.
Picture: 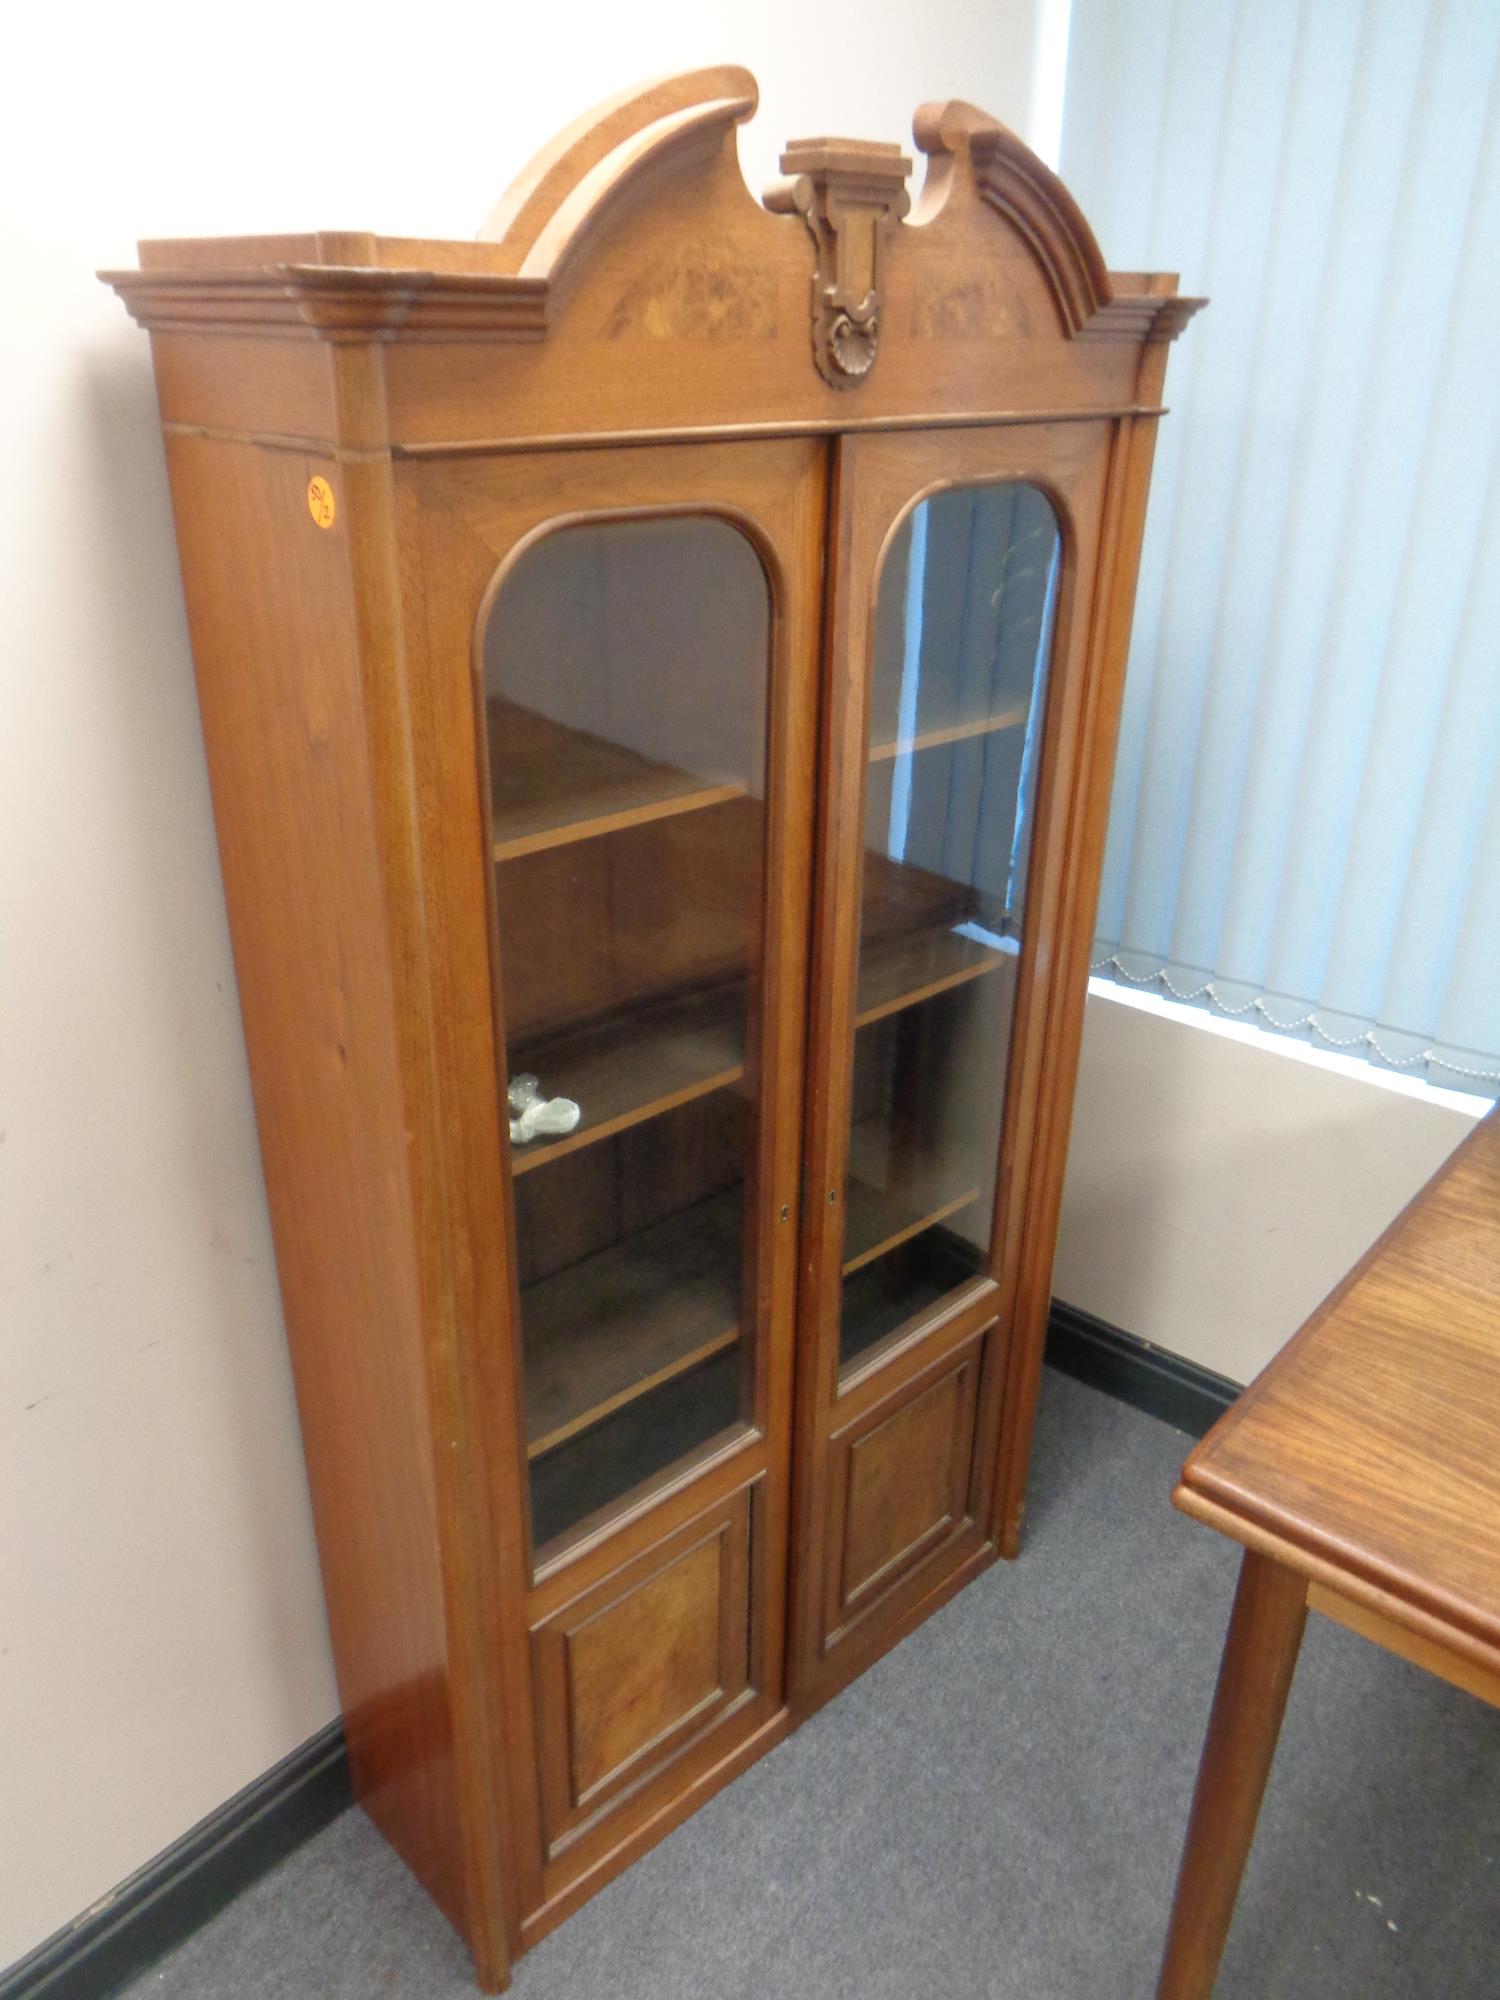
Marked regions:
[1060,0,1500,1090]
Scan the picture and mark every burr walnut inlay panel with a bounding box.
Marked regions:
[531,1488,754,1851]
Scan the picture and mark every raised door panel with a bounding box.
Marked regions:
[531,1486,754,1852]
[826,1334,988,1642]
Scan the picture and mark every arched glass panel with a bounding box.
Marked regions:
[482,516,771,1552]
[839,481,1062,1370]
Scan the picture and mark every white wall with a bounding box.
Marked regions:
[0,0,1047,1970]
[1056,987,1482,1385]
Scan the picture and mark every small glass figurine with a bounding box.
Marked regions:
[507,1072,582,1145]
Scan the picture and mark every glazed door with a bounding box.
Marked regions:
[791,422,1114,1705]
[400,438,822,1918]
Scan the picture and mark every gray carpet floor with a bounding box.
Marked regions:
[122,1373,1500,1999]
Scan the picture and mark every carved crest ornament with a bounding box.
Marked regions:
[765,138,912,386]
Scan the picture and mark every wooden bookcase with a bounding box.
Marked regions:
[104,67,1200,1990]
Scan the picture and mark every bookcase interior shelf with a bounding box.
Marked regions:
[503,890,1009,1182]
[521,1191,742,1459]
[509,989,746,1177]
[867,702,1030,764]
[855,927,1007,1028]
[839,1230,981,1369]
[842,1119,982,1277]
[489,698,747,862]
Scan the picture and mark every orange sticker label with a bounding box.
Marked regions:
[307,475,337,529]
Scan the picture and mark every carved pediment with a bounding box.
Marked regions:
[100,66,1203,449]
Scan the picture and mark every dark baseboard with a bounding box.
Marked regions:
[2,1308,1232,1999]
[0,1721,350,2000]
[1046,1299,1240,1439]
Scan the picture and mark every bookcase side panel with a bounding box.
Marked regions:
[159,428,476,1948]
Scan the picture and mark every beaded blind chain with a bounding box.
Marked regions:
[1090,954,1500,1089]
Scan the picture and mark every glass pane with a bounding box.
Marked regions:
[482,516,769,1554]
[840,481,1061,1372]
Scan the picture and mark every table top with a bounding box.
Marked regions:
[1177,1106,1500,1676]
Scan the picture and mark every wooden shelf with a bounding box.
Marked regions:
[509,988,745,1176]
[861,845,978,942]
[855,926,1007,1028]
[510,923,1001,1178]
[842,1121,983,1277]
[508,922,1003,1179]
[489,698,746,862]
[528,1347,742,1553]
[504,913,1003,1182]
[868,703,1029,763]
[522,1192,742,1459]
[840,1231,981,1370]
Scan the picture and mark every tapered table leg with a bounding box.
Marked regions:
[1156,1549,1309,1999]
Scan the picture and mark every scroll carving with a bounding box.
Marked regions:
[766,138,911,388]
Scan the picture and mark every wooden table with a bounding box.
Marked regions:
[1156,1107,1500,1999]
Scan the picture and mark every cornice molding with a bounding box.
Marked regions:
[103,264,550,342]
